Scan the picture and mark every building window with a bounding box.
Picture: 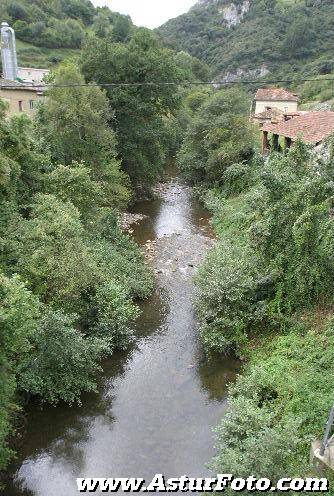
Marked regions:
[284,107,289,113]
[18,101,23,112]
[29,100,34,110]
[265,106,272,110]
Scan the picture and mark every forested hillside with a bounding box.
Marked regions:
[0,0,134,67]
[159,0,334,81]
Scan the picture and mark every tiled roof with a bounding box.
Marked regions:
[262,111,334,144]
[0,78,42,92]
[255,88,299,102]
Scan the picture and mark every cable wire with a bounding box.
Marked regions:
[2,77,334,90]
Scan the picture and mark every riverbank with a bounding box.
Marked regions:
[192,147,334,481]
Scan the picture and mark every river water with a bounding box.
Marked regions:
[5,173,238,495]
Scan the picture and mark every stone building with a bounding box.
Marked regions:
[17,67,50,84]
[254,88,299,115]
[0,78,44,116]
[253,107,286,128]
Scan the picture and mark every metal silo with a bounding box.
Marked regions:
[1,21,18,80]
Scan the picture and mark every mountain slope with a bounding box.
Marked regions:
[0,0,134,68]
[158,0,334,81]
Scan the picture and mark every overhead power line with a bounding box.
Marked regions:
[2,77,334,90]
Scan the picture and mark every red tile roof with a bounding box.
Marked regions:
[262,111,334,144]
[255,88,299,102]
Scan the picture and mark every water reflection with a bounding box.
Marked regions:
[6,175,238,496]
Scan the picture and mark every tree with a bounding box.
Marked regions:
[0,274,40,471]
[81,29,182,190]
[177,87,254,185]
[195,239,269,354]
[0,99,45,207]
[36,62,131,210]
[44,161,130,220]
[174,51,211,81]
[6,194,96,313]
[37,62,117,168]
[92,12,112,38]
[18,310,101,405]
[283,17,316,59]
[60,0,95,26]
[111,14,132,43]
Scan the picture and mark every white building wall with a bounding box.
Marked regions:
[255,100,298,114]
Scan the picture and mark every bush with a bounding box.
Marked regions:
[18,310,101,405]
[213,323,334,480]
[196,241,270,354]
[91,282,139,351]
[0,274,40,470]
[6,194,97,313]
[212,396,300,483]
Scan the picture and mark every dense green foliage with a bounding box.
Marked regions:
[36,62,131,211]
[178,87,254,185]
[0,274,39,472]
[0,1,135,70]
[300,73,334,108]
[0,0,134,49]
[0,34,203,477]
[159,0,334,81]
[18,310,101,405]
[196,141,334,352]
[212,323,334,485]
[81,30,184,191]
[0,63,154,472]
[3,0,334,484]
[177,86,334,478]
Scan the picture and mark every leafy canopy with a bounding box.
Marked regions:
[81,29,183,189]
[178,87,254,185]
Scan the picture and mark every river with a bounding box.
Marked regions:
[5,172,239,495]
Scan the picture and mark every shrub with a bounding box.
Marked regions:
[212,396,300,483]
[18,310,101,405]
[213,323,334,480]
[195,241,270,354]
[0,274,40,470]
